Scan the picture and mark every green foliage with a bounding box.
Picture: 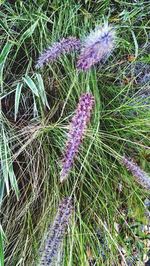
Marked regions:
[0,0,150,265]
[0,42,12,92]
[0,125,19,202]
[0,225,6,266]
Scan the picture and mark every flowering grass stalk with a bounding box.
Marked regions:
[122,157,150,190]
[39,197,73,266]
[77,23,115,71]
[60,93,95,182]
[36,37,81,68]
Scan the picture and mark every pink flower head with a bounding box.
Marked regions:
[122,156,150,190]
[40,197,73,265]
[36,37,81,68]
[77,23,115,71]
[60,93,95,182]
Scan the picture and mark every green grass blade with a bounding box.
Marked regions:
[35,73,50,109]
[14,83,23,121]
[0,225,5,266]
[0,42,12,92]
[0,128,9,195]
[0,42,12,64]
[23,76,39,97]
[1,127,19,199]
[19,21,38,43]
[0,179,4,206]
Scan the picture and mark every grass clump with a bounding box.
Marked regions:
[0,1,150,265]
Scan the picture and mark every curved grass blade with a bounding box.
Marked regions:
[0,126,19,200]
[19,21,38,44]
[35,73,50,109]
[0,225,4,266]
[23,76,39,97]
[0,42,12,92]
[14,83,23,121]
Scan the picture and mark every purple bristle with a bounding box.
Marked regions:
[77,23,115,71]
[122,156,150,190]
[39,197,73,265]
[36,37,81,68]
[60,93,94,182]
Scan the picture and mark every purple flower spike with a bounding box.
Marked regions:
[36,37,81,68]
[40,197,73,265]
[60,93,95,182]
[122,157,150,190]
[77,23,115,71]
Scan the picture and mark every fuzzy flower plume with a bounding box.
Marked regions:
[36,37,81,68]
[39,197,73,265]
[77,23,115,71]
[122,157,150,190]
[60,93,95,182]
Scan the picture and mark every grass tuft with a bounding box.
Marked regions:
[0,1,150,265]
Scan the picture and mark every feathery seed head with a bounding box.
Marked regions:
[122,156,150,190]
[36,37,81,69]
[39,197,73,265]
[60,93,94,182]
[77,23,115,71]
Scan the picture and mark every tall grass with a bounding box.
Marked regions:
[0,0,150,265]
